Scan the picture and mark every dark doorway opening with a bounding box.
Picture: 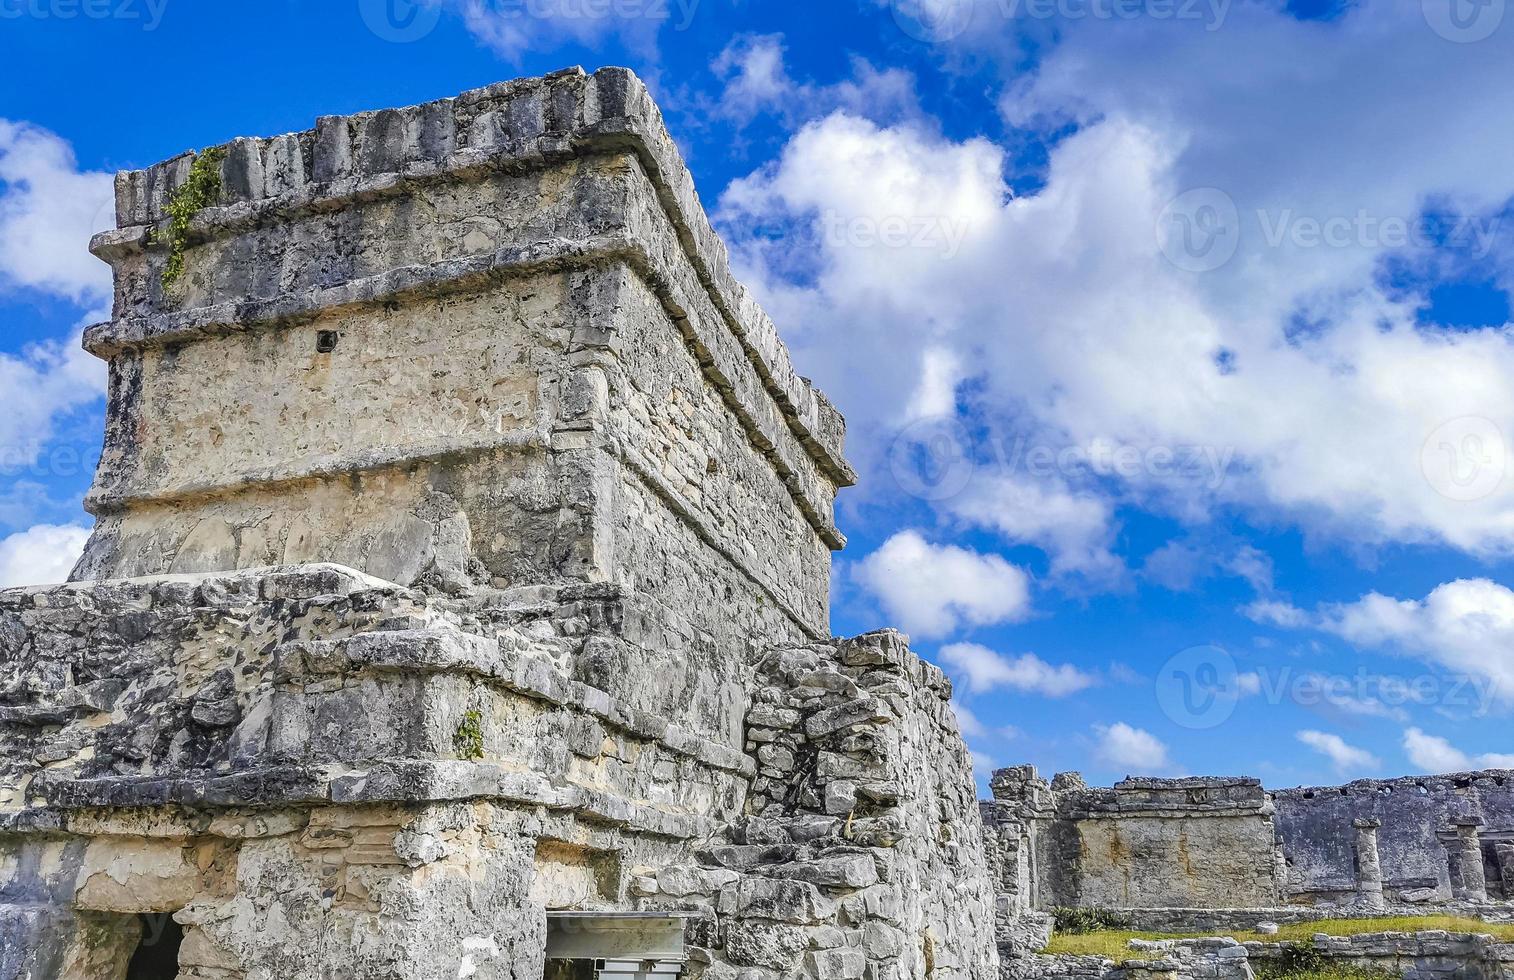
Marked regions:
[125,913,183,980]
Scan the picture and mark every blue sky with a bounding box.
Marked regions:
[3,0,1514,790]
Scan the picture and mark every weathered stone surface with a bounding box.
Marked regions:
[0,67,1000,980]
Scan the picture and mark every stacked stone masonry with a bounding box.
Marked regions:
[1011,934,1514,980]
[0,67,998,980]
[985,767,1514,910]
[2,60,1510,980]
[986,767,1514,967]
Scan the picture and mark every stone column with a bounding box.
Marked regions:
[1452,817,1489,901]
[1353,818,1385,911]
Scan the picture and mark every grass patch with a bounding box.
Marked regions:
[1041,916,1514,962]
[1244,917,1514,944]
[1255,962,1397,980]
[1044,930,1190,961]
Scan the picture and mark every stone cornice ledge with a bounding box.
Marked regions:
[85,65,855,489]
[20,762,719,841]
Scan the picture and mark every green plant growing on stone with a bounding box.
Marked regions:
[1267,944,1328,976]
[1052,907,1132,935]
[158,146,226,290]
[454,709,485,761]
[1254,953,1395,980]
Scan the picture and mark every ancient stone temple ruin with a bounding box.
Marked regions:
[981,768,1514,980]
[0,68,997,979]
[982,767,1514,961]
[3,61,1513,980]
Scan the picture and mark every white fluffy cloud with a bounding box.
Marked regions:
[0,120,114,303]
[0,325,109,466]
[851,530,1031,638]
[0,122,111,469]
[954,703,990,739]
[0,327,108,468]
[1242,599,1311,629]
[1402,727,1514,774]
[709,34,922,127]
[0,524,88,588]
[1297,730,1381,775]
[719,5,1514,574]
[1321,579,1514,705]
[1146,540,1274,593]
[711,34,794,121]
[1093,722,1174,774]
[946,472,1121,581]
[939,641,1096,697]
[455,0,686,61]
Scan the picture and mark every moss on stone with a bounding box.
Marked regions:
[159,146,226,290]
[453,709,485,761]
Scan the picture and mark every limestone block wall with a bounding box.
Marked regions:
[0,65,1008,979]
[986,771,1280,913]
[1248,933,1514,980]
[1273,773,1514,904]
[0,565,1006,980]
[624,630,999,980]
[1010,935,1514,980]
[0,565,779,979]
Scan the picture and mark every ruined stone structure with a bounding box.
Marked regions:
[983,770,1282,914]
[0,68,997,979]
[985,766,1514,968]
[1273,772,1514,906]
[989,768,1514,980]
[1026,933,1514,980]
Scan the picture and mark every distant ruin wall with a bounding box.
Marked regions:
[986,765,1514,954]
[984,771,1281,913]
[1274,772,1514,904]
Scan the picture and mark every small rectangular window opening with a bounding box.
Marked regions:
[125,913,184,980]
